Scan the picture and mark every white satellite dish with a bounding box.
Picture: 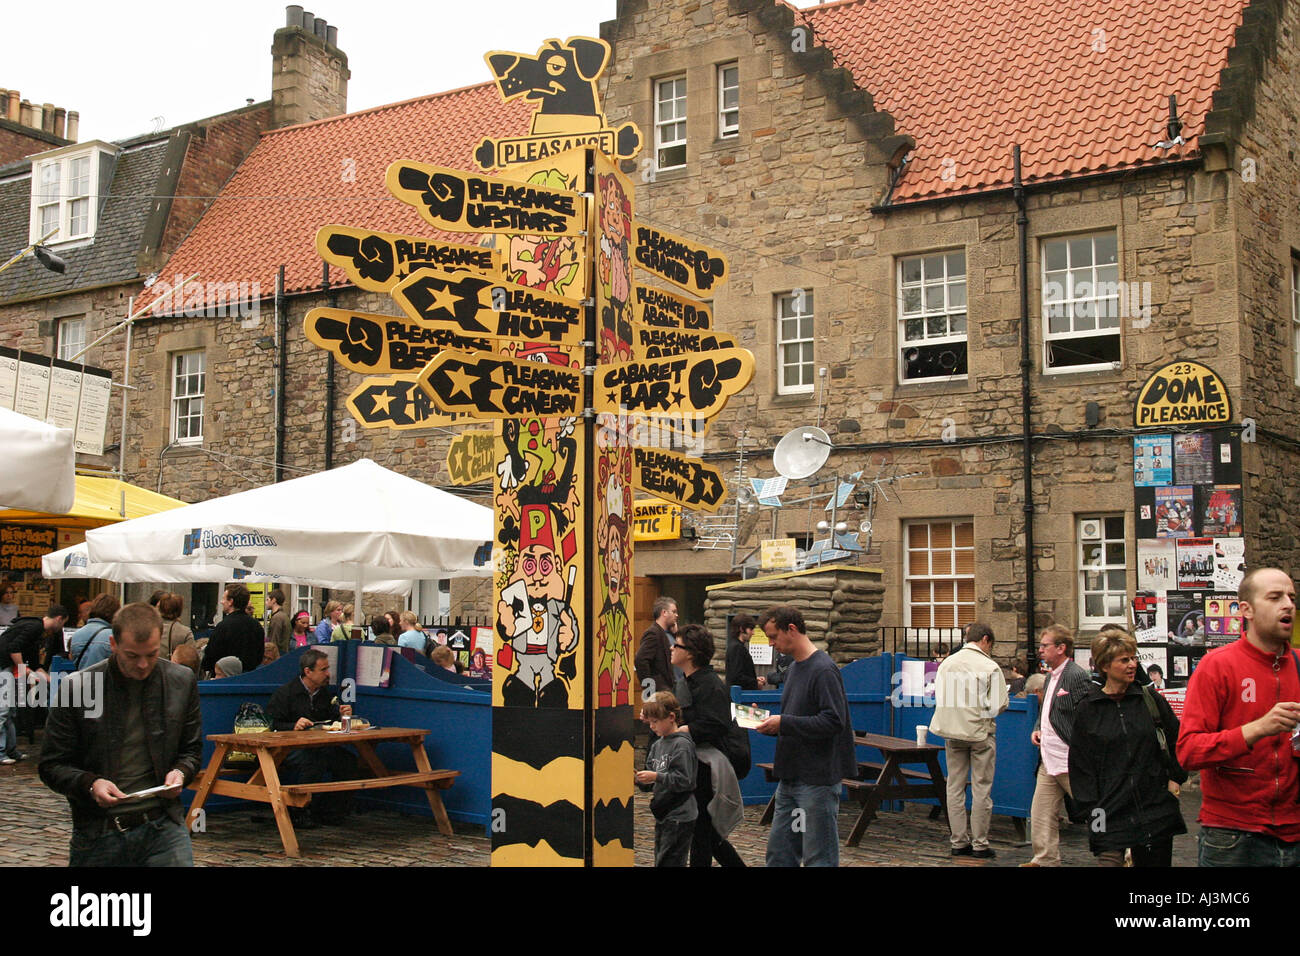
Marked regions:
[773,426,832,479]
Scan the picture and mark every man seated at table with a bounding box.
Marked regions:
[266,648,356,827]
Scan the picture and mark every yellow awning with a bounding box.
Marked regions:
[0,476,188,530]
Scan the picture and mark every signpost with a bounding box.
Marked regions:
[303,34,753,867]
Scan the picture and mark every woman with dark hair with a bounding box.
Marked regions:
[67,593,121,670]
[1069,627,1187,867]
[725,614,759,690]
[673,623,746,868]
[157,592,195,659]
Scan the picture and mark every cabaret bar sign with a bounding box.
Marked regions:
[1134,361,1231,427]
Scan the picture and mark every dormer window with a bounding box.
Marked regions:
[29,142,115,244]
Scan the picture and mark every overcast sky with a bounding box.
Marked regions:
[4,0,814,145]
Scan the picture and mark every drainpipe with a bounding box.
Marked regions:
[1014,145,1039,666]
[275,266,286,483]
[322,262,335,471]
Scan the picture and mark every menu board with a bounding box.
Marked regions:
[0,347,113,456]
[14,354,50,419]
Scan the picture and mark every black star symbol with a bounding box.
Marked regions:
[606,391,617,405]
[671,390,685,407]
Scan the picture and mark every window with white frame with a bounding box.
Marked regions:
[899,251,968,381]
[776,290,814,395]
[718,63,739,138]
[1078,514,1126,626]
[29,145,109,243]
[1042,231,1121,371]
[1292,259,1299,385]
[56,318,86,362]
[294,585,313,617]
[171,351,205,444]
[905,520,975,629]
[655,75,687,170]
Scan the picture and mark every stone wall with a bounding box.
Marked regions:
[596,0,1256,653]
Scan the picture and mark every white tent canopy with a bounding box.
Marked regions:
[85,459,493,598]
[0,407,75,514]
[42,542,413,595]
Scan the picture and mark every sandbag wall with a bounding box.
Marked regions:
[702,565,885,664]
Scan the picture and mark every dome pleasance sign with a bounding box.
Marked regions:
[1134,361,1231,427]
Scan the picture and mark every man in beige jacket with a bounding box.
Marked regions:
[928,622,1009,859]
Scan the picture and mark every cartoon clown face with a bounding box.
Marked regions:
[521,544,564,601]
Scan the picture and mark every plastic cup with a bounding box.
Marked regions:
[915,725,928,746]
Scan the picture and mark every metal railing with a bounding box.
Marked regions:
[878,626,965,660]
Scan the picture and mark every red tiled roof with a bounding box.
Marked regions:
[143,83,534,307]
[799,0,1247,203]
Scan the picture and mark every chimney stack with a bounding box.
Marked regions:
[271,5,349,128]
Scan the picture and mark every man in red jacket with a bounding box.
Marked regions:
[1176,567,1300,866]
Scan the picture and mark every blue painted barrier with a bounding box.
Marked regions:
[191,642,493,829]
[731,653,1038,821]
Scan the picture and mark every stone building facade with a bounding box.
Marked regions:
[8,0,1300,664]
[0,11,352,619]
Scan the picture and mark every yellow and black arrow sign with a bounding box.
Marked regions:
[632,325,737,360]
[594,348,753,419]
[392,267,585,347]
[315,225,499,293]
[633,284,712,330]
[446,428,498,486]
[347,376,474,431]
[633,222,728,297]
[631,447,728,513]
[305,308,493,374]
[387,161,584,237]
[418,349,582,420]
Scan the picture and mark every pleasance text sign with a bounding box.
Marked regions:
[1134,361,1232,427]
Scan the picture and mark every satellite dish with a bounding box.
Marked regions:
[773,426,832,479]
[859,519,872,535]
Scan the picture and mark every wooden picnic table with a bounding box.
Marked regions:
[843,732,947,846]
[756,730,948,847]
[186,726,458,858]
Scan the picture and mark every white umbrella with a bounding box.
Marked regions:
[86,459,493,598]
[42,541,413,594]
[0,407,75,513]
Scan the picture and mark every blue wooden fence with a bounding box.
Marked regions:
[731,653,1038,819]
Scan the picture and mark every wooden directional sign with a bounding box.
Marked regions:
[631,446,728,513]
[316,225,499,293]
[392,268,585,347]
[633,326,737,360]
[446,428,498,485]
[305,308,492,374]
[633,222,728,297]
[347,376,473,430]
[418,349,582,419]
[387,161,584,237]
[634,284,712,330]
[594,348,753,419]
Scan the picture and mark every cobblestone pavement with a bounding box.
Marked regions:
[2,728,1201,867]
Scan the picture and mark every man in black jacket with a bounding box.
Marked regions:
[725,614,758,690]
[39,603,201,866]
[635,595,678,700]
[201,584,264,676]
[1,605,67,762]
[266,648,355,824]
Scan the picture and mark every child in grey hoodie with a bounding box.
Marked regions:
[636,691,698,866]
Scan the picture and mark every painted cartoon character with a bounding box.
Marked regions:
[497,503,579,708]
[596,171,633,364]
[596,471,632,707]
[505,169,580,297]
